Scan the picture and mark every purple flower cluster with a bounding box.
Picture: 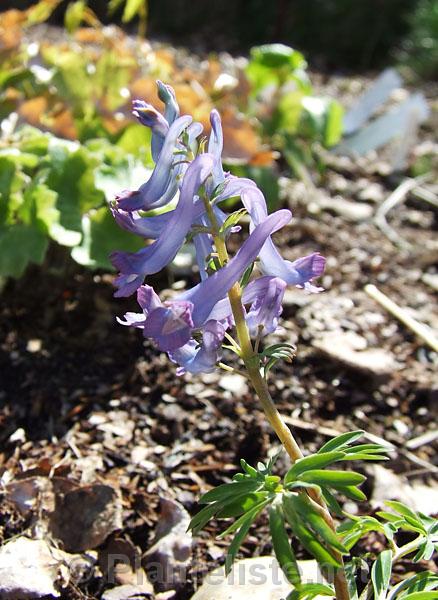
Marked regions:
[110,81,325,374]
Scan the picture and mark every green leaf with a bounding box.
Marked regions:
[299,470,366,487]
[47,145,104,233]
[319,431,364,453]
[384,502,426,533]
[216,492,270,518]
[401,593,438,600]
[336,485,367,502]
[0,156,16,224]
[108,0,125,15]
[116,124,154,165]
[269,504,301,587]
[324,100,344,147]
[199,479,262,505]
[224,502,267,575]
[413,539,435,563]
[289,493,347,554]
[240,459,258,478]
[250,44,306,70]
[388,571,438,600]
[71,207,143,269]
[64,0,87,34]
[188,501,224,534]
[371,549,392,600]
[25,0,62,25]
[122,0,145,22]
[219,498,271,539]
[0,224,48,278]
[219,208,247,235]
[285,452,345,483]
[344,561,359,600]
[283,495,341,568]
[295,583,335,599]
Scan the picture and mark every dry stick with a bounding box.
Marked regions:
[374,175,429,250]
[365,284,438,353]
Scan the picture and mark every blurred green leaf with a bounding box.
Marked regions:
[64,0,87,34]
[71,207,143,269]
[0,224,48,278]
[250,44,306,70]
[25,0,62,25]
[122,0,146,22]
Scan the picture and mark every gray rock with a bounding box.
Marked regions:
[190,557,328,600]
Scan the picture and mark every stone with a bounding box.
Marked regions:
[190,557,328,600]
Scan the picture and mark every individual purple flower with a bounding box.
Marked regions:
[241,186,325,291]
[132,99,169,163]
[169,320,225,375]
[245,277,286,336]
[116,114,192,212]
[111,153,215,296]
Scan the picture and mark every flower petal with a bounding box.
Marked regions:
[169,320,225,375]
[246,277,286,336]
[241,186,325,289]
[111,153,215,296]
[143,301,194,351]
[180,208,292,326]
[117,115,192,212]
[157,81,180,124]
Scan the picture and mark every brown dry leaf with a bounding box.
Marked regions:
[50,484,123,552]
[249,150,277,167]
[74,27,106,45]
[172,83,212,126]
[221,108,265,163]
[102,114,130,135]
[50,107,78,140]
[130,78,159,103]
[154,48,175,70]
[0,10,25,52]
[18,97,48,127]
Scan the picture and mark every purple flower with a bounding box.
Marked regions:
[169,320,225,375]
[111,153,215,297]
[117,115,192,212]
[241,187,325,291]
[245,277,286,336]
[132,99,169,163]
[208,275,286,336]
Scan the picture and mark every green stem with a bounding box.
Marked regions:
[201,194,350,600]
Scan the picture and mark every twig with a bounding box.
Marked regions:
[374,175,429,249]
[406,429,438,450]
[365,284,438,352]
